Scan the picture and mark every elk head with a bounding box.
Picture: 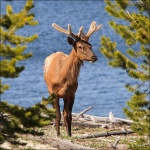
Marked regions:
[52,21,102,63]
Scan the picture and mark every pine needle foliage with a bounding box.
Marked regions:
[0,0,55,146]
[0,94,56,144]
[0,0,38,94]
[100,0,150,148]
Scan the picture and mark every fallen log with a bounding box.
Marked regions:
[72,121,102,128]
[72,113,133,124]
[50,120,102,128]
[77,130,134,139]
[49,138,94,150]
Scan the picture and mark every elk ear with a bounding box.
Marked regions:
[67,36,75,46]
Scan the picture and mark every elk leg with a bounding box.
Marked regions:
[63,95,74,136]
[52,96,61,136]
[63,99,69,135]
[67,95,74,137]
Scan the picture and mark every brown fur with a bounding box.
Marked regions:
[44,50,83,97]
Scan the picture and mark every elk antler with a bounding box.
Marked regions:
[52,23,83,40]
[84,21,102,41]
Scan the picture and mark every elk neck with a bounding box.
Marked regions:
[68,48,83,82]
[60,48,83,84]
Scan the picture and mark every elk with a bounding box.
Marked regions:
[44,21,102,136]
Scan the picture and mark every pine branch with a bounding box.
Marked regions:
[126,10,137,23]
[134,81,146,92]
[136,68,150,76]
[1,25,17,44]
[146,91,150,96]
[0,9,27,44]
[144,85,150,95]
[103,1,150,142]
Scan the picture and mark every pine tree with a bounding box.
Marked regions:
[0,0,55,145]
[0,0,38,94]
[0,95,56,144]
[100,0,150,148]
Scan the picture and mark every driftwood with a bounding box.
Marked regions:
[72,121,101,128]
[76,106,93,119]
[50,106,133,129]
[51,120,106,129]
[109,112,116,123]
[77,130,134,139]
[0,105,137,150]
[72,113,133,124]
[48,109,133,149]
[112,138,121,150]
[44,108,133,149]
[50,121,101,128]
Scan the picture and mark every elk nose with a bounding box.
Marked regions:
[92,55,98,62]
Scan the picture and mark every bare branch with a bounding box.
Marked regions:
[112,138,121,150]
[144,85,150,95]
[77,106,93,119]
[135,81,146,91]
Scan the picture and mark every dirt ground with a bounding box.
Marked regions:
[0,113,142,150]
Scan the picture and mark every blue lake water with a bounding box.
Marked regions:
[1,1,139,118]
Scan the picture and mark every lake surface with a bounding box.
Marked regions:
[1,1,138,118]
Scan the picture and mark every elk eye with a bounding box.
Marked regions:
[78,46,82,49]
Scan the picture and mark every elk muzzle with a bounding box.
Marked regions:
[91,55,98,62]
